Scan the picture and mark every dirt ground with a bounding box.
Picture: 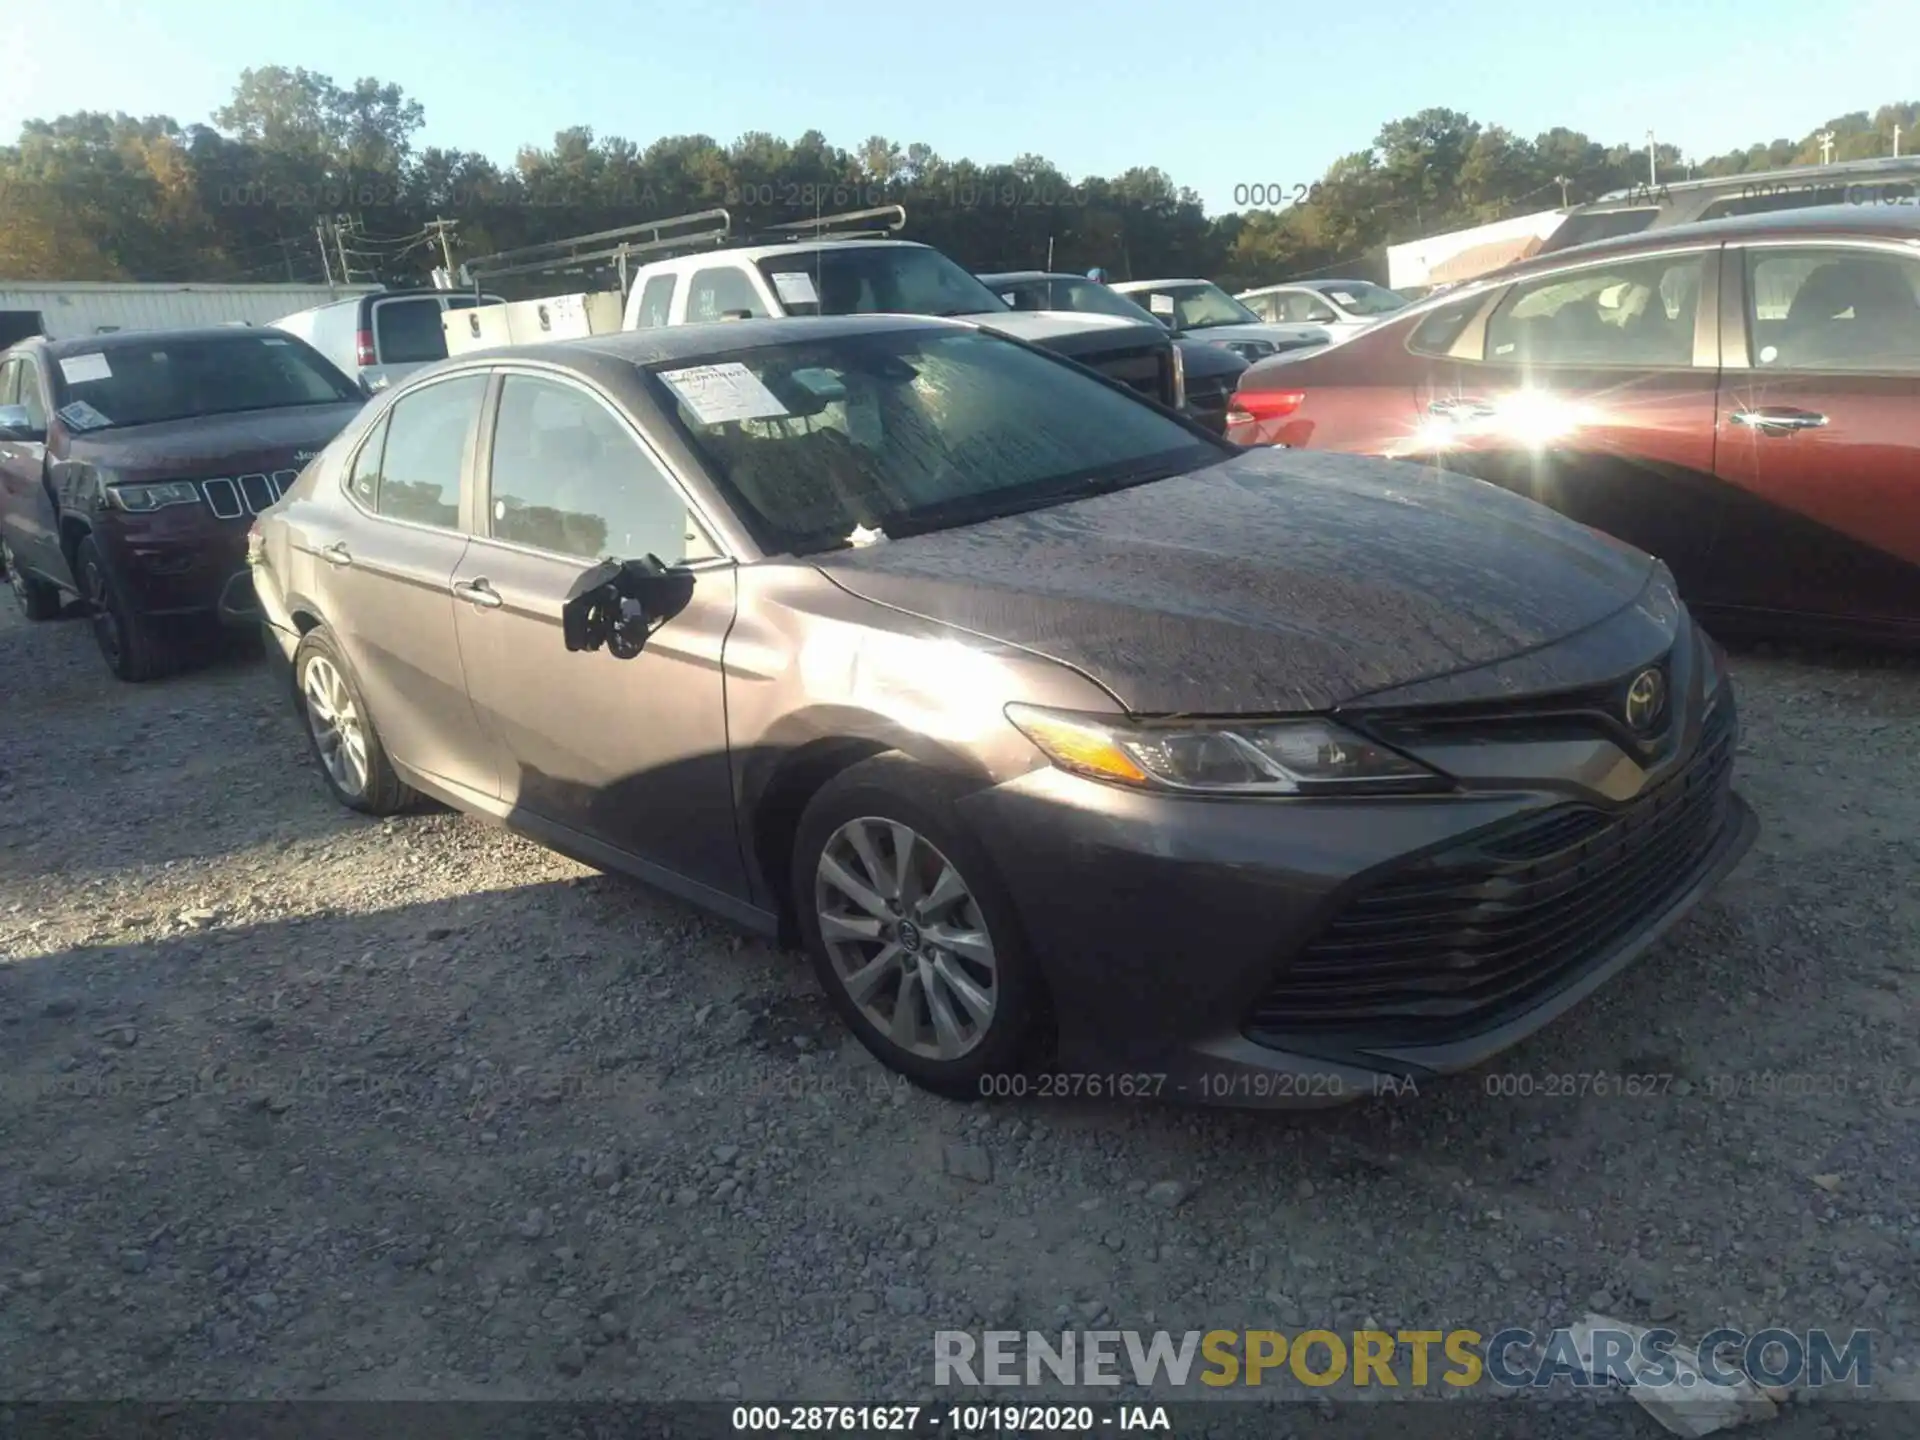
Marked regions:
[1,595,1917,1437]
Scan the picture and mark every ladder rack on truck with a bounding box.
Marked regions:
[441,203,917,358]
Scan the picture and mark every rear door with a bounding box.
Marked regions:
[313,371,498,798]
[450,369,746,899]
[1706,240,1920,631]
[1423,245,1727,600]
[369,296,455,387]
[0,355,72,589]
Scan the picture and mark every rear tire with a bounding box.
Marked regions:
[291,625,414,815]
[76,535,171,681]
[3,538,63,621]
[792,754,1043,1101]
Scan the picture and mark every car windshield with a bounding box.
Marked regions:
[1131,282,1261,331]
[1312,281,1410,317]
[756,247,1010,319]
[994,277,1158,323]
[646,328,1223,557]
[49,334,359,430]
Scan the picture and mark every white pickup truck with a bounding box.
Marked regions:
[442,207,1186,413]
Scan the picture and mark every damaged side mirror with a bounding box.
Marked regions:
[561,555,696,660]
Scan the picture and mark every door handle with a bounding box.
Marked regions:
[452,577,503,609]
[321,541,352,567]
[1428,397,1496,419]
[1731,408,1828,433]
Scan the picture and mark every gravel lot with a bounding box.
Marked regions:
[2,595,1917,1436]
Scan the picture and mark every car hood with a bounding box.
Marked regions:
[63,402,366,480]
[967,310,1169,355]
[813,448,1657,715]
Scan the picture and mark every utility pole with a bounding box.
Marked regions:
[1894,125,1903,158]
[431,218,457,274]
[1554,174,1571,207]
[1817,130,1836,165]
[1646,130,1657,187]
[316,219,336,288]
[276,237,298,282]
[334,215,355,285]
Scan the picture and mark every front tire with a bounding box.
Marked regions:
[793,754,1043,1101]
[76,535,171,681]
[4,537,64,621]
[292,626,414,815]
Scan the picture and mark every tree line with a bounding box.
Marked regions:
[1,66,1914,294]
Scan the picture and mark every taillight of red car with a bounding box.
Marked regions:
[354,329,376,367]
[1224,387,1305,446]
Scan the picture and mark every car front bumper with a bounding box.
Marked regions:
[95,512,248,617]
[955,694,1756,1108]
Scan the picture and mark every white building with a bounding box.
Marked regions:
[0,281,382,345]
[1387,210,1568,292]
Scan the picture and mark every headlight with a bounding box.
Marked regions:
[104,480,203,512]
[1005,704,1445,795]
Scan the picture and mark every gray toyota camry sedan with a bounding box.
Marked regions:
[242,313,1757,1106]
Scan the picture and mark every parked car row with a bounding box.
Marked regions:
[46,202,1920,1108]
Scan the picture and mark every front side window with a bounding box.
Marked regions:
[685,267,768,323]
[647,327,1222,556]
[371,374,486,529]
[755,247,1007,319]
[1746,247,1920,372]
[486,375,714,563]
[48,335,361,429]
[374,299,452,365]
[1484,253,1706,367]
[634,274,677,329]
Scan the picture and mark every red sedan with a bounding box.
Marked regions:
[1228,204,1920,644]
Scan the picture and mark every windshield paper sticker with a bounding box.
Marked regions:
[1148,293,1174,316]
[660,363,790,425]
[769,271,818,307]
[1328,290,1356,306]
[56,400,113,430]
[58,353,113,384]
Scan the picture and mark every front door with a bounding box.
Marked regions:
[1425,247,1727,604]
[0,357,73,589]
[450,370,746,901]
[312,372,499,799]
[1706,242,1920,630]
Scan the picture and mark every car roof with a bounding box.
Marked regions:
[640,239,928,271]
[1112,278,1208,289]
[7,326,311,361]
[442,313,962,372]
[1301,278,1377,290]
[1505,201,1920,275]
[977,270,1063,283]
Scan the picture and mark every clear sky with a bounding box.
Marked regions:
[10,0,1918,216]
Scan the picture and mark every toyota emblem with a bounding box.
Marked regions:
[1624,667,1666,734]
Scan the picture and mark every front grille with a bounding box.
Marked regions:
[1245,691,1736,1047]
[198,469,300,520]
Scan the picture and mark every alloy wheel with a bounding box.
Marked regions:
[3,541,26,613]
[814,816,998,1061]
[301,654,370,798]
[82,557,123,667]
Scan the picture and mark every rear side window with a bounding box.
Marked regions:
[347,414,386,508]
[685,267,767,323]
[1484,253,1706,367]
[1747,247,1920,372]
[633,274,677,328]
[0,359,18,406]
[374,299,451,365]
[17,360,47,429]
[369,374,486,528]
[1406,292,1488,357]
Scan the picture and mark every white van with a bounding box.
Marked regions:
[272,290,503,392]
